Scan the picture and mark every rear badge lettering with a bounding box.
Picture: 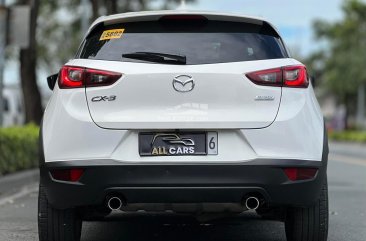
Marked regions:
[254,95,275,101]
[91,95,116,102]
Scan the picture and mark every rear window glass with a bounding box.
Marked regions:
[79,20,288,65]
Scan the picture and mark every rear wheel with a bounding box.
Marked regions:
[38,182,82,241]
[285,178,329,241]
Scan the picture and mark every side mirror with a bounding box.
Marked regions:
[310,75,316,88]
[47,73,58,90]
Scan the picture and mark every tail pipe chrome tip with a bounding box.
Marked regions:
[107,196,123,211]
[245,196,260,210]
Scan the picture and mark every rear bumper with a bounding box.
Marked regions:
[40,158,327,210]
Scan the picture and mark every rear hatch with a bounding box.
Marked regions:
[76,15,290,129]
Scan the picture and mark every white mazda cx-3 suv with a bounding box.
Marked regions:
[38,11,328,241]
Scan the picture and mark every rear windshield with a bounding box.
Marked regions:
[78,19,288,65]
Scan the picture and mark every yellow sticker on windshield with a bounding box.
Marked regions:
[99,29,125,41]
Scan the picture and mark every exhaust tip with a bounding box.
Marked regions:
[107,197,123,211]
[245,196,260,210]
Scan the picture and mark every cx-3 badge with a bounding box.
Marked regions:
[173,75,195,92]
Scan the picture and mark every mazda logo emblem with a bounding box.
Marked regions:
[172,75,195,92]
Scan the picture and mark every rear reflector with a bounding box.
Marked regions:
[283,168,318,181]
[246,65,309,88]
[50,169,84,182]
[59,66,122,89]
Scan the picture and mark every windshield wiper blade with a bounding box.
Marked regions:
[122,52,186,65]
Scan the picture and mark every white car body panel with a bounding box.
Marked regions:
[65,58,296,130]
[42,10,324,165]
[243,85,324,161]
[43,83,323,163]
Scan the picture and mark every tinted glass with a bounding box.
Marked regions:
[79,20,288,65]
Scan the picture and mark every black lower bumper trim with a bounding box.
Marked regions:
[40,158,327,209]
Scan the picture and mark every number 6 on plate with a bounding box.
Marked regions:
[207,132,218,155]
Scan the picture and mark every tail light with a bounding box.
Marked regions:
[283,168,318,181]
[59,66,122,89]
[246,65,309,88]
[50,169,84,182]
[246,67,283,86]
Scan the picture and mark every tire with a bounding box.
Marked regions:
[38,182,82,241]
[285,178,329,241]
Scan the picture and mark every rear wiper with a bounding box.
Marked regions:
[122,52,186,65]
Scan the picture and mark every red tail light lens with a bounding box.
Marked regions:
[283,168,318,181]
[84,68,122,87]
[59,66,122,89]
[246,65,309,88]
[283,65,309,87]
[60,66,85,88]
[50,169,84,182]
[246,68,283,86]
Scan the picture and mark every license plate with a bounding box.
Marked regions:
[139,132,218,156]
